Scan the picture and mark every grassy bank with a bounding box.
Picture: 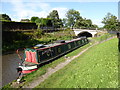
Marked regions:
[90,33,115,43]
[36,38,118,88]
[95,33,114,41]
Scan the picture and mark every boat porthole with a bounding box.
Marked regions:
[68,44,71,49]
[74,42,76,46]
[58,48,61,53]
[78,41,81,45]
[47,52,50,56]
[82,40,84,43]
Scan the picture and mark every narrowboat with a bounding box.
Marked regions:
[16,37,89,74]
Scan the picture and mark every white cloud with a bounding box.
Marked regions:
[10,0,28,20]
[92,19,104,27]
[9,0,69,21]
[9,0,51,21]
[7,0,70,21]
[50,7,68,19]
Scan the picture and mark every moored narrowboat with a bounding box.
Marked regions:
[17,37,89,74]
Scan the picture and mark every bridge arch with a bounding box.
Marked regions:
[73,29,99,37]
[77,31,92,37]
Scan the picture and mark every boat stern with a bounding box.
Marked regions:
[17,64,38,74]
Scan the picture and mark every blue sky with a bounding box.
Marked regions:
[1,0,119,27]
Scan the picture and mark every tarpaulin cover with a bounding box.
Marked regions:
[25,49,38,64]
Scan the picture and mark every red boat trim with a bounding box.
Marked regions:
[22,68,38,73]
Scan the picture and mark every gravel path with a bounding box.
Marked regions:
[22,36,116,88]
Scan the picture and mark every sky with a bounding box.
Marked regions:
[1,0,119,27]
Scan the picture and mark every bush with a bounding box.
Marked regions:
[34,29,44,38]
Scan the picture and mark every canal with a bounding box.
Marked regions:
[2,51,23,87]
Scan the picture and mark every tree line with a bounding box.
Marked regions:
[0,9,119,31]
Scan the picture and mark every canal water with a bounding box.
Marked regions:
[2,51,24,87]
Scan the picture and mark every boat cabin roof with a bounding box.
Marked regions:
[33,37,85,50]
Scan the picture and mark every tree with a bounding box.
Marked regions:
[91,24,98,29]
[35,18,52,29]
[74,18,83,28]
[56,19,63,28]
[45,18,53,27]
[35,18,41,25]
[35,18,44,29]
[47,10,63,28]
[79,19,88,29]
[102,13,118,31]
[66,9,80,29]
[85,19,92,28]
[74,18,94,29]
[62,18,68,27]
[47,10,59,20]
[0,14,11,21]
[65,9,98,29]
[34,18,44,38]
[31,17,39,23]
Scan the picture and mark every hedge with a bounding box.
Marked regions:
[1,21,37,31]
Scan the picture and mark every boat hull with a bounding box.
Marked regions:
[21,68,38,73]
[18,64,38,74]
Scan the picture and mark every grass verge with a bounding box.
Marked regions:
[90,33,115,43]
[36,38,118,88]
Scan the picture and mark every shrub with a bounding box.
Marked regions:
[34,29,44,38]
